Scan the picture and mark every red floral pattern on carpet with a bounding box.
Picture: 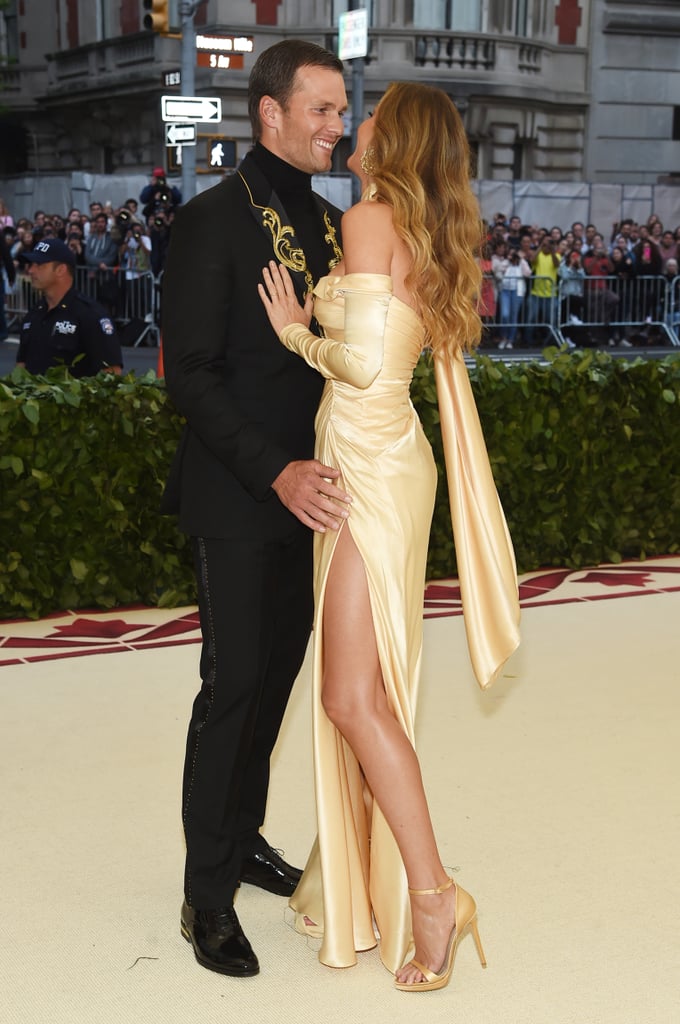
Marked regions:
[1,560,678,664]
[423,559,680,619]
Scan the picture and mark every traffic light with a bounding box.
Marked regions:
[143,0,169,34]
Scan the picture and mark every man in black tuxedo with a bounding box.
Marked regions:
[160,40,350,978]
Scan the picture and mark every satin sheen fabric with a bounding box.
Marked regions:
[281,273,520,973]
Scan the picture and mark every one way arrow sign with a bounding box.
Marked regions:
[161,95,222,124]
[165,123,197,146]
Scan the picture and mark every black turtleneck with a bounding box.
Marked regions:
[251,142,334,283]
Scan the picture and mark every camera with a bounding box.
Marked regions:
[157,189,171,204]
[116,209,131,229]
[153,215,165,229]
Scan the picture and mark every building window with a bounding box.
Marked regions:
[0,123,27,174]
[512,142,524,179]
[96,0,116,41]
[488,0,513,33]
[515,0,528,35]
[406,0,481,31]
[0,0,19,62]
[484,0,539,35]
[673,107,680,142]
[532,0,550,36]
[103,145,115,175]
[469,139,479,178]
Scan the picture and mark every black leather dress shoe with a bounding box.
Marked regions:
[180,901,259,977]
[240,840,303,897]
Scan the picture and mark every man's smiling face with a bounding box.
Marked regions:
[263,66,347,175]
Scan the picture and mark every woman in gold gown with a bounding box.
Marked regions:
[258,82,520,992]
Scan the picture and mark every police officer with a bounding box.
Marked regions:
[17,237,123,376]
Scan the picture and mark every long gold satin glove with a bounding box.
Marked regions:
[279,274,392,389]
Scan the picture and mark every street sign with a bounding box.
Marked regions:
[161,95,222,123]
[195,33,254,53]
[197,52,244,70]
[162,69,181,88]
[165,122,197,146]
[338,9,368,60]
[195,34,252,71]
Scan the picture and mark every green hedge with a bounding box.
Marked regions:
[414,348,680,579]
[0,368,195,619]
[1,349,679,620]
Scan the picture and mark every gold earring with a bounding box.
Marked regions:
[360,147,376,175]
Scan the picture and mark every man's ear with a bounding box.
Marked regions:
[259,95,282,132]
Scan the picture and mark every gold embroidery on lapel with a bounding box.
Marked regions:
[323,210,343,269]
[239,170,342,295]
[261,208,314,294]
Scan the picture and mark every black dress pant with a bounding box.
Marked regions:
[183,531,313,909]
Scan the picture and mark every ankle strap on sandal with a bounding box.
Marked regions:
[408,876,454,896]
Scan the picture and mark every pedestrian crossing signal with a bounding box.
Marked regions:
[167,144,182,173]
[206,137,236,170]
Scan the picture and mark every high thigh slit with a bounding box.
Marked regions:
[285,273,520,973]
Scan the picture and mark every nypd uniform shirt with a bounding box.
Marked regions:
[18,286,123,376]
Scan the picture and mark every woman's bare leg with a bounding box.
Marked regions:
[321,525,456,984]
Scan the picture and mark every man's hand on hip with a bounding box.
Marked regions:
[272,460,352,533]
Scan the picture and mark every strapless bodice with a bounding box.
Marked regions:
[312,274,425,452]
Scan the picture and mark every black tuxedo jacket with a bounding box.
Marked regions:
[160,153,343,540]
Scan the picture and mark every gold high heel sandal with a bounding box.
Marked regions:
[394,877,487,993]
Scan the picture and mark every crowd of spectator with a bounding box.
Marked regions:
[482,213,680,348]
[0,169,179,342]
[2,187,680,349]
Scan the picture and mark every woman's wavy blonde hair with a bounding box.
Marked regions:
[369,81,482,356]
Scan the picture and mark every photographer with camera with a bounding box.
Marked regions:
[149,209,175,276]
[119,221,153,341]
[140,167,182,222]
[66,224,86,266]
[122,198,144,226]
[120,222,151,274]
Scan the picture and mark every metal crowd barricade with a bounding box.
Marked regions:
[665,275,680,343]
[4,272,37,332]
[73,265,160,347]
[557,274,679,347]
[484,273,562,347]
[483,271,680,349]
[3,266,161,348]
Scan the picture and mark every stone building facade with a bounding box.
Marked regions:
[0,0,678,186]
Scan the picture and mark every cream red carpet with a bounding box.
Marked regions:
[2,558,678,1023]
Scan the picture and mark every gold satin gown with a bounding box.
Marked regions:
[279,273,520,974]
